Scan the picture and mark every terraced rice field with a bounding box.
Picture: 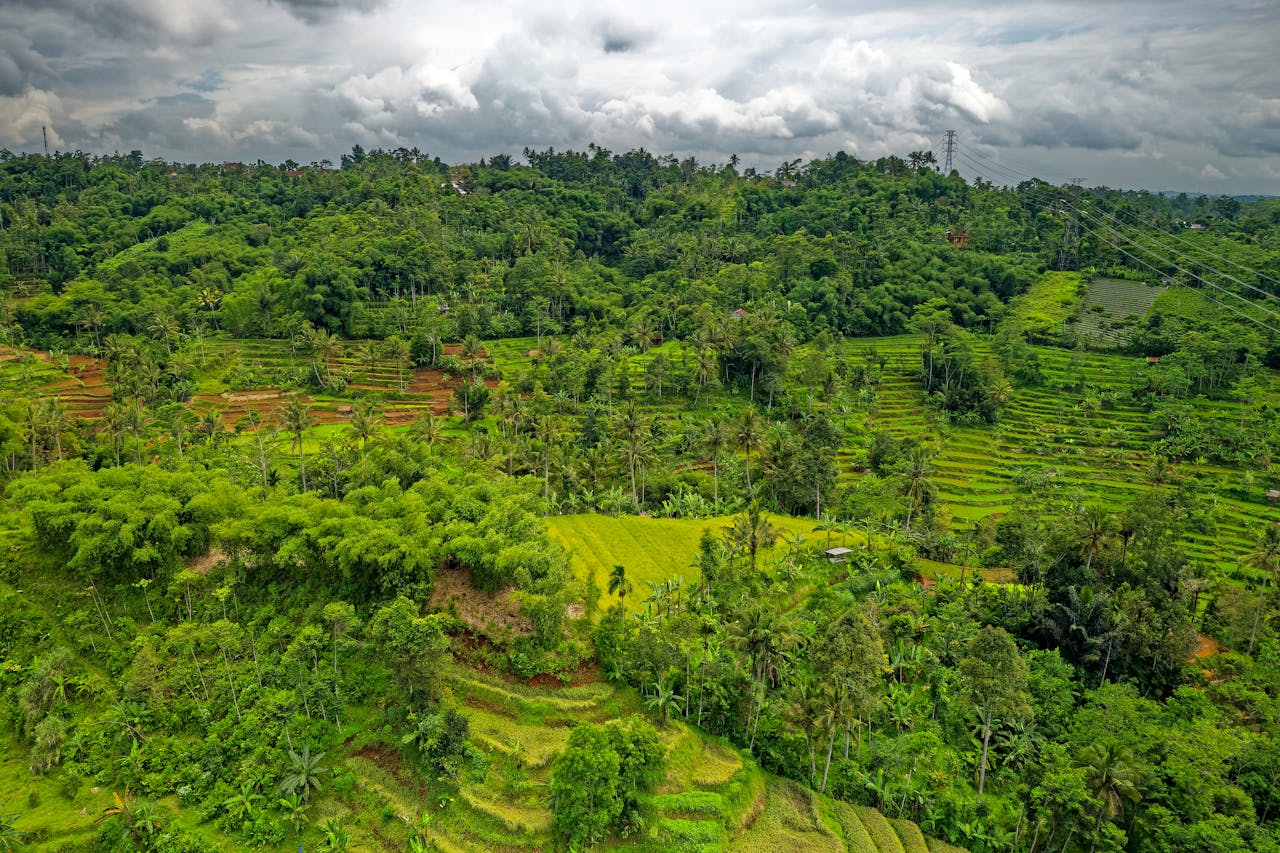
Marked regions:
[193,338,488,426]
[0,347,113,419]
[1073,277,1166,347]
[848,334,1278,573]
[363,662,944,853]
[3,337,491,431]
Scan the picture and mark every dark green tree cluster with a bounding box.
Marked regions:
[548,716,663,847]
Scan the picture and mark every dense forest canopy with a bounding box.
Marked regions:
[0,146,1278,852]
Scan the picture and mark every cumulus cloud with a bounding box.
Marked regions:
[0,0,1276,193]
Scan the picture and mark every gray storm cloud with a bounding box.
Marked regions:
[0,0,1275,194]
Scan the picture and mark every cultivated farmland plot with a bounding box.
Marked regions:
[845,333,1278,573]
[1073,277,1167,347]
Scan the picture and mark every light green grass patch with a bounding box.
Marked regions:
[650,790,728,820]
[729,778,843,853]
[827,800,878,853]
[1008,271,1081,341]
[459,785,551,834]
[890,818,931,853]
[654,816,725,848]
[917,558,1016,584]
[854,805,906,853]
[463,706,571,769]
[443,668,606,714]
[689,739,745,787]
[547,512,835,613]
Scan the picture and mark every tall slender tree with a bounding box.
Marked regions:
[280,397,313,492]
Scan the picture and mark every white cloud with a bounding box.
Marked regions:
[0,88,66,148]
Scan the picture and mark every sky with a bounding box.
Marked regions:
[1,0,1277,194]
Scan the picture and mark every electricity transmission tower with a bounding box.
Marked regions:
[1057,178,1082,270]
[942,130,957,174]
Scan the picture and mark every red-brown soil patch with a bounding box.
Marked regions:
[1192,632,1222,661]
[3,341,487,428]
[1,346,113,419]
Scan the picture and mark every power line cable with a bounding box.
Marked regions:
[1086,204,1280,306]
[959,148,1039,185]
[955,153,1021,186]
[955,149,1280,312]
[963,144,1280,294]
[1104,205,1280,289]
[947,155,1280,326]
[947,141,1280,320]
[1074,207,1280,328]
[1081,224,1280,337]
[1074,204,1280,319]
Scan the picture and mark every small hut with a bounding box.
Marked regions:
[1266,489,1280,504]
[824,547,853,564]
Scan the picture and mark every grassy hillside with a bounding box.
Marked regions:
[0,568,949,853]
[1007,271,1082,343]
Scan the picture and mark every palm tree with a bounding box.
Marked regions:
[692,347,717,404]
[540,337,564,363]
[278,746,327,802]
[123,398,149,464]
[348,399,381,459]
[280,397,313,492]
[198,408,225,446]
[534,414,559,502]
[356,342,380,374]
[630,313,658,353]
[700,417,730,507]
[612,402,649,511]
[301,325,342,388]
[730,501,778,572]
[197,287,222,329]
[36,397,70,461]
[1078,741,1142,845]
[82,303,106,347]
[410,411,444,445]
[736,408,762,492]
[901,445,934,531]
[460,334,485,360]
[386,336,411,392]
[728,605,791,751]
[148,312,179,353]
[607,564,633,604]
[1076,505,1115,574]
